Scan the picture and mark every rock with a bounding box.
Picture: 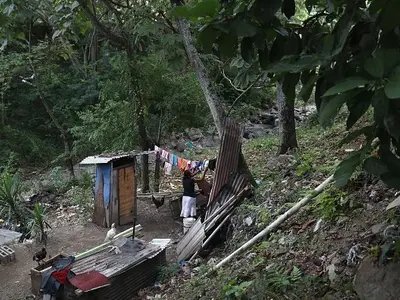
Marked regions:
[260,113,276,126]
[314,219,323,232]
[247,252,257,260]
[186,128,203,141]
[354,256,400,300]
[326,264,338,282]
[244,216,253,226]
[371,223,385,234]
[176,139,186,152]
[207,258,218,266]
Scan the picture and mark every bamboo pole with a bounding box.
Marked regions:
[207,175,334,274]
[75,225,142,260]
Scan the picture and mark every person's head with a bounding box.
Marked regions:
[183,170,192,178]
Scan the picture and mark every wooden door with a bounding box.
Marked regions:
[118,165,136,225]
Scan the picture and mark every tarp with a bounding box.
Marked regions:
[69,271,110,292]
[95,164,111,208]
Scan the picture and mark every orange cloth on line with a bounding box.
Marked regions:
[178,157,183,170]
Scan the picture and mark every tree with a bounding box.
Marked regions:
[277,79,298,154]
[170,0,400,189]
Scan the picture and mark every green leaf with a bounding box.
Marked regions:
[253,0,283,24]
[299,71,317,103]
[384,66,400,99]
[372,89,389,123]
[282,73,300,106]
[322,77,369,97]
[258,46,269,70]
[198,25,218,53]
[334,152,363,187]
[375,48,400,76]
[319,92,355,128]
[217,33,238,58]
[16,32,25,41]
[384,111,400,142]
[379,0,400,32]
[194,0,221,18]
[364,56,384,78]
[241,37,254,63]
[282,0,295,19]
[380,172,400,189]
[232,20,258,37]
[369,0,385,14]
[339,125,375,147]
[364,156,389,176]
[170,5,191,18]
[52,30,63,40]
[346,90,373,130]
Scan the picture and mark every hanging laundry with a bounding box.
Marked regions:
[164,162,172,175]
[154,145,160,153]
[172,155,178,167]
[178,157,183,170]
[190,161,196,171]
[169,153,174,165]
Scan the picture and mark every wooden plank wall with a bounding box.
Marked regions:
[93,172,106,227]
[111,169,119,226]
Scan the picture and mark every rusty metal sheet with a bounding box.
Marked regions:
[176,218,205,261]
[208,118,243,207]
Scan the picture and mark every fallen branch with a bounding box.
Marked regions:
[206,175,334,274]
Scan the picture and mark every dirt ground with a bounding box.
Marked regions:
[0,197,181,300]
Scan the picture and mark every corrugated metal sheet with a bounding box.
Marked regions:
[205,173,248,231]
[71,240,164,279]
[208,118,243,207]
[80,150,155,165]
[177,218,205,261]
[65,248,166,300]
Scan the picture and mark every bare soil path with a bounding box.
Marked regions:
[0,197,180,300]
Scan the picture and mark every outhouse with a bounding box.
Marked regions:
[79,153,138,228]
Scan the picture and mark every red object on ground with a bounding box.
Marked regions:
[69,271,111,292]
[51,265,72,285]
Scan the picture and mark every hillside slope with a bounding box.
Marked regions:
[140,111,398,300]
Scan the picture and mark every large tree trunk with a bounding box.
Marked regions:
[172,0,257,186]
[277,81,298,154]
[172,9,225,137]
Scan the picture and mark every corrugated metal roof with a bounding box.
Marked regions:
[207,118,243,214]
[177,218,205,261]
[80,150,155,165]
[71,239,164,279]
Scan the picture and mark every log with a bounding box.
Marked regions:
[208,175,334,273]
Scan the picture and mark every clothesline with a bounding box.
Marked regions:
[154,146,212,176]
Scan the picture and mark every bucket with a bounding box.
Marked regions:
[183,217,196,234]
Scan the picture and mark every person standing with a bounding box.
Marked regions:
[181,167,208,218]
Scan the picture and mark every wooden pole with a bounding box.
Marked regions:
[206,175,334,274]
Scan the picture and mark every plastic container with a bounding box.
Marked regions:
[183,217,196,234]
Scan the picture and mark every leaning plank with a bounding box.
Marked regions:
[208,175,334,273]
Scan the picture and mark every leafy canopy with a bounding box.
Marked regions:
[171,0,400,188]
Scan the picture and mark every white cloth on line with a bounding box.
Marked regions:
[180,196,196,217]
[164,162,172,175]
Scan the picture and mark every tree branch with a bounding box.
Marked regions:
[158,10,178,34]
[77,0,127,48]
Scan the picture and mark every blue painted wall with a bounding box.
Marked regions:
[95,164,111,208]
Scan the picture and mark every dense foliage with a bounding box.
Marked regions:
[171,0,400,188]
[0,0,271,171]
